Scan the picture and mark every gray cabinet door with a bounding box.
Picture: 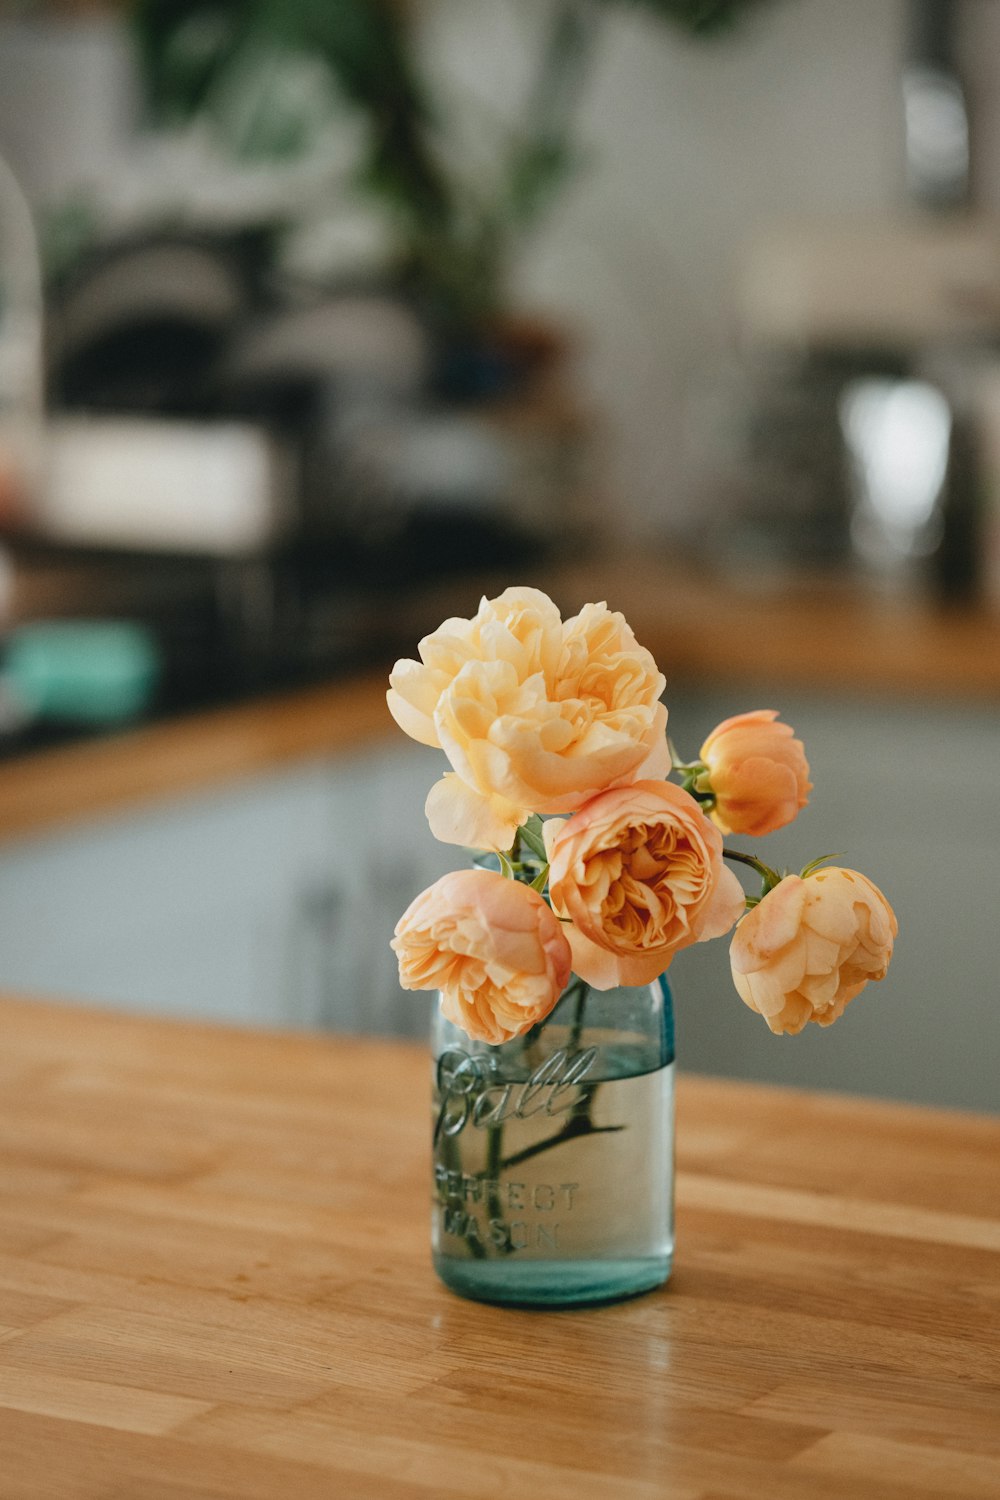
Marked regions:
[661,689,1000,1113]
[0,741,449,1034]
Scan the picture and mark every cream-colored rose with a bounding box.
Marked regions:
[387,587,668,850]
[545,780,746,989]
[391,868,572,1044]
[699,710,811,836]
[729,868,897,1035]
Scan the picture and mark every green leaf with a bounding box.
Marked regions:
[799,852,845,879]
[518,816,548,862]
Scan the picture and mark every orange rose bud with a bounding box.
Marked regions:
[699,709,811,837]
[729,867,897,1035]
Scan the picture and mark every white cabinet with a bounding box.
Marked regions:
[0,740,452,1037]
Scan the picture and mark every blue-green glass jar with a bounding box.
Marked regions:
[431,974,675,1308]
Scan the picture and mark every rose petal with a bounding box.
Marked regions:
[424,774,528,851]
[694,860,746,941]
[731,877,807,975]
[564,922,669,990]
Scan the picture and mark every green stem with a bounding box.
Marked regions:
[566,976,590,1056]
[723,848,783,895]
[437,1126,487,1259]
[670,754,700,777]
[484,1118,505,1245]
[499,1115,623,1172]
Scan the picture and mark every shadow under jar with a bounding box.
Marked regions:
[431,974,675,1308]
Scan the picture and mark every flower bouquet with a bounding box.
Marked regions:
[389,587,897,1306]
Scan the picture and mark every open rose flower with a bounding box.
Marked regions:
[387,586,668,850]
[391,867,572,1043]
[730,867,897,1035]
[544,780,746,989]
[699,710,811,836]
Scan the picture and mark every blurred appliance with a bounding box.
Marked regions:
[725,0,988,591]
[739,1,981,353]
[47,231,259,415]
[739,219,1000,353]
[39,415,293,555]
[903,0,968,211]
[839,377,952,577]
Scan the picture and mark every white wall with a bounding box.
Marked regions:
[418,0,908,537]
[0,17,138,207]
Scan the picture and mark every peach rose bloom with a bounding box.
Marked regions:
[729,867,897,1035]
[545,780,746,990]
[387,586,669,850]
[391,868,572,1044]
[699,710,811,836]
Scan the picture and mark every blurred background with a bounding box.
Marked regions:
[0,0,997,1111]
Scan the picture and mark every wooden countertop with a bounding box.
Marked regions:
[0,671,395,845]
[2,995,998,1499]
[1,555,999,845]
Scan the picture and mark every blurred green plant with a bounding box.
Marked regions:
[130,0,773,329]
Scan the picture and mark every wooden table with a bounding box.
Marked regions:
[2,996,998,1499]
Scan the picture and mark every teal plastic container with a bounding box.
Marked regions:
[5,620,161,725]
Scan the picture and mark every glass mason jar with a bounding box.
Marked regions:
[431,974,675,1307]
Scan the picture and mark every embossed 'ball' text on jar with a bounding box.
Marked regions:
[431,974,675,1308]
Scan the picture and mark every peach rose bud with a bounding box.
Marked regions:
[699,710,811,837]
[729,867,897,1036]
[391,868,572,1044]
[545,780,746,990]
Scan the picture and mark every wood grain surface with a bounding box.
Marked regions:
[1,995,998,1499]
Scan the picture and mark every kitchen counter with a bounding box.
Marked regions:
[2,995,999,1499]
[0,671,394,845]
[1,554,999,844]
